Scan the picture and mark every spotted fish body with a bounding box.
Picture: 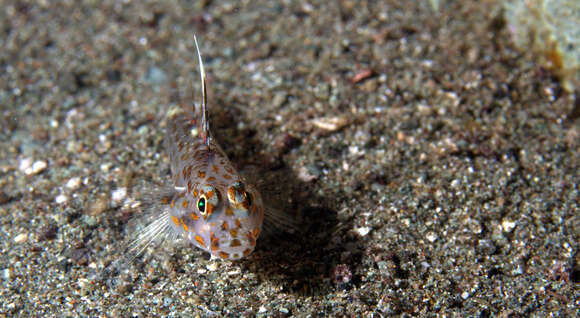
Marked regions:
[96,38,267,288]
[164,107,264,260]
[125,36,265,262]
[148,36,266,261]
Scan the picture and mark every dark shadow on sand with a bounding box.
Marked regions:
[212,95,363,296]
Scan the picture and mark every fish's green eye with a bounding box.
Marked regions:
[198,185,217,219]
[197,196,206,214]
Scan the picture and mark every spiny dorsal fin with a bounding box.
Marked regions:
[193,35,210,149]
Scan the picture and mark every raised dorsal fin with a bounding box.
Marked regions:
[193,35,210,148]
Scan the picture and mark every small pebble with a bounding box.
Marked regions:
[111,187,127,202]
[206,262,218,271]
[501,219,516,232]
[351,69,374,83]
[297,166,318,182]
[100,162,112,172]
[14,233,28,243]
[311,116,350,132]
[27,160,48,175]
[272,92,287,108]
[468,219,482,234]
[426,232,438,242]
[18,157,33,172]
[66,177,81,189]
[19,159,48,175]
[83,215,97,226]
[3,268,11,280]
[477,239,497,255]
[70,247,89,266]
[227,268,241,276]
[279,307,289,314]
[38,224,58,241]
[78,278,91,296]
[450,179,461,188]
[55,194,68,204]
[354,226,371,237]
[89,193,109,215]
[163,297,173,307]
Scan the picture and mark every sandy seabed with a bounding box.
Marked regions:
[1,1,578,317]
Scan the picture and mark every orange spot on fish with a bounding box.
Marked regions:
[190,212,199,221]
[182,200,189,208]
[225,207,234,216]
[253,228,260,238]
[212,165,219,174]
[221,221,229,231]
[229,229,238,238]
[219,251,229,259]
[247,231,256,246]
[171,215,179,226]
[211,233,219,251]
[195,235,206,247]
[235,219,241,228]
[230,239,242,247]
[197,170,206,179]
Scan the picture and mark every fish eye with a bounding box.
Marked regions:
[226,182,255,209]
[197,196,207,214]
[198,185,218,219]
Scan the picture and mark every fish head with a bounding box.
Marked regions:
[170,178,264,260]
